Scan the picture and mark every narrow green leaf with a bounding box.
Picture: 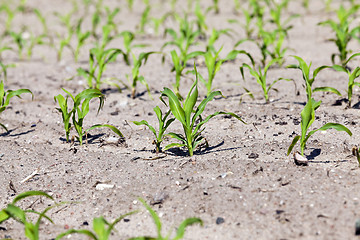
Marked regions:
[287,135,300,155]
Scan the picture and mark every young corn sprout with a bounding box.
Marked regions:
[119,31,148,66]
[129,198,203,240]
[330,52,360,108]
[56,211,138,240]
[73,19,91,62]
[240,58,292,103]
[0,80,33,132]
[54,9,75,61]
[318,5,360,67]
[126,51,158,99]
[170,49,204,99]
[77,47,124,90]
[268,0,299,34]
[133,106,175,153]
[162,13,201,64]
[287,55,341,101]
[54,88,123,145]
[161,64,245,156]
[190,47,254,97]
[287,98,352,157]
[137,5,151,34]
[0,191,60,240]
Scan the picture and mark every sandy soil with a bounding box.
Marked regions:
[1,0,360,239]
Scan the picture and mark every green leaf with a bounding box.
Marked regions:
[305,123,352,144]
[313,86,342,96]
[160,88,186,126]
[173,218,203,240]
[287,135,300,156]
[0,209,10,223]
[138,198,162,239]
[56,229,98,240]
[86,124,124,138]
[133,120,156,136]
[13,191,54,204]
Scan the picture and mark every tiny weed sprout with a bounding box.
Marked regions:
[129,198,203,240]
[77,47,124,90]
[161,64,245,156]
[330,52,360,108]
[0,191,58,240]
[133,106,175,153]
[287,55,341,101]
[55,88,123,145]
[0,80,33,132]
[240,58,293,104]
[126,51,158,99]
[56,211,138,240]
[318,5,360,67]
[287,98,352,157]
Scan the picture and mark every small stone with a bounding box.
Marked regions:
[248,153,259,159]
[216,217,225,225]
[293,152,308,166]
[355,219,360,235]
[82,221,89,226]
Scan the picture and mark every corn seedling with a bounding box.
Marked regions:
[129,198,203,240]
[211,0,220,14]
[33,8,49,37]
[104,6,120,35]
[126,51,158,99]
[161,64,245,156]
[287,55,341,101]
[54,88,123,145]
[133,106,175,153]
[77,47,125,90]
[330,52,360,108]
[0,191,58,240]
[318,5,360,67]
[190,47,254,97]
[0,80,33,132]
[137,6,151,34]
[194,2,212,37]
[54,10,75,61]
[56,211,138,240]
[206,28,233,54]
[120,31,148,66]
[240,58,292,103]
[287,98,352,157]
[170,50,204,99]
[268,0,299,34]
[162,14,201,64]
[0,4,15,36]
[73,19,91,62]
[127,0,134,11]
[150,12,172,37]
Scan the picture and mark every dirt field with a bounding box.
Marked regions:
[1,0,360,239]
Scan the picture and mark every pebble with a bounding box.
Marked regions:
[216,217,225,225]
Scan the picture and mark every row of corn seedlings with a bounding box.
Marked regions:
[0,190,202,240]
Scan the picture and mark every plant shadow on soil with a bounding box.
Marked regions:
[0,128,35,137]
[58,133,105,145]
